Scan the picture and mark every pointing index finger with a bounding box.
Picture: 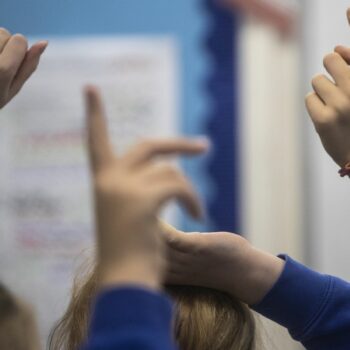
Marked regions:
[85,86,113,171]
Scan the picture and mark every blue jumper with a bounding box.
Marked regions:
[253,255,350,349]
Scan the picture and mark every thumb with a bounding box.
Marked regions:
[159,220,193,251]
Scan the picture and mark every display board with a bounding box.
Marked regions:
[0,37,179,344]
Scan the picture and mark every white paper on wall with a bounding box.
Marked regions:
[0,36,179,346]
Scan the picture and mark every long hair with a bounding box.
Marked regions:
[49,261,257,350]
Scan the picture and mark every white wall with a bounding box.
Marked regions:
[240,19,302,261]
[240,2,350,347]
[239,15,303,350]
[302,0,350,279]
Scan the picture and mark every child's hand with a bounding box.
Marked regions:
[0,28,47,109]
[162,222,285,305]
[305,51,350,168]
[306,9,350,168]
[85,86,208,290]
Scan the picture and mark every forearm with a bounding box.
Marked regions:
[225,247,285,305]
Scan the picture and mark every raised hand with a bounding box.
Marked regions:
[305,8,350,169]
[85,86,208,290]
[0,28,47,109]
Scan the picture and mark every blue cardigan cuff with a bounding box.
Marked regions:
[252,255,332,340]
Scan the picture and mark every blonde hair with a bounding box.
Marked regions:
[49,261,257,350]
[169,285,256,350]
[0,283,40,350]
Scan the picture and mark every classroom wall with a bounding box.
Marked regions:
[0,1,212,345]
[2,0,349,347]
[0,0,213,233]
[239,11,302,350]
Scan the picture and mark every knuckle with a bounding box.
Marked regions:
[323,52,339,67]
[139,139,155,152]
[335,99,350,116]
[171,182,188,196]
[162,165,179,178]
[166,233,181,248]
[94,172,116,192]
[342,80,350,97]
[178,182,193,196]
[128,140,151,159]
[313,114,336,132]
[311,74,325,88]
[172,178,190,193]
[322,108,337,121]
[0,64,13,79]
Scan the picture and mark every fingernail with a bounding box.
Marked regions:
[36,40,48,54]
[194,136,210,147]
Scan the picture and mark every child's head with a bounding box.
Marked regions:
[0,283,40,350]
[168,285,256,350]
[49,263,257,350]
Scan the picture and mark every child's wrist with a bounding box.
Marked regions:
[97,259,162,291]
[229,247,285,305]
[245,248,285,305]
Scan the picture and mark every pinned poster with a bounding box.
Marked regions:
[0,36,179,342]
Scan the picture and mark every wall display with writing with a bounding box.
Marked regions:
[0,37,179,343]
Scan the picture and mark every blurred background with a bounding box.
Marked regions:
[0,0,350,349]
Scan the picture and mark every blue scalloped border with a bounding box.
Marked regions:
[203,1,240,232]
